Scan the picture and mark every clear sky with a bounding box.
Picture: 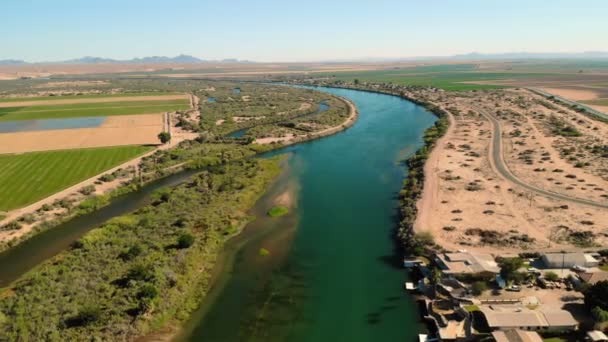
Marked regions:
[2,0,607,62]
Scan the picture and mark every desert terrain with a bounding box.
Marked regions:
[411,87,608,253]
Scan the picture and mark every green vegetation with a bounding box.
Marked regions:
[259,248,271,256]
[267,206,289,217]
[585,281,608,322]
[498,257,526,283]
[471,281,488,295]
[311,65,543,91]
[0,92,181,103]
[464,305,480,312]
[397,96,449,256]
[544,271,559,282]
[157,131,171,144]
[0,158,282,340]
[0,99,189,121]
[0,145,151,211]
[549,115,582,137]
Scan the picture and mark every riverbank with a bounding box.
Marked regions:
[287,81,450,255]
[178,85,437,341]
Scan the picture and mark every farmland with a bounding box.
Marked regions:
[0,145,152,211]
[0,99,189,121]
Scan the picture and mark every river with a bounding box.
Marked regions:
[179,87,437,341]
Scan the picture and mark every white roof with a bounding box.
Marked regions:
[588,331,608,341]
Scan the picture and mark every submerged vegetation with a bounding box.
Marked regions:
[267,206,289,217]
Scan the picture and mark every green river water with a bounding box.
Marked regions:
[179,87,437,341]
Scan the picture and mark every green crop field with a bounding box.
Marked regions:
[0,92,182,103]
[0,145,152,211]
[0,99,189,121]
[314,64,557,91]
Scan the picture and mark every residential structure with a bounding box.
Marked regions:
[540,253,599,269]
[435,252,500,276]
[492,329,543,342]
[578,271,608,285]
[479,305,578,332]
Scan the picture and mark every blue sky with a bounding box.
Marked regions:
[2,0,607,62]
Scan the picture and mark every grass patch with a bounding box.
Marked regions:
[259,248,270,256]
[464,305,480,312]
[0,99,189,121]
[267,206,289,217]
[0,92,182,103]
[313,66,557,91]
[0,145,152,211]
[600,265,608,271]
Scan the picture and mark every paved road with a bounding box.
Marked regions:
[478,108,608,209]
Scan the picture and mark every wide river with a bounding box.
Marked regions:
[179,87,437,341]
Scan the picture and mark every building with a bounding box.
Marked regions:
[435,252,500,276]
[492,329,543,342]
[479,305,578,332]
[579,271,608,285]
[587,330,608,342]
[540,253,599,269]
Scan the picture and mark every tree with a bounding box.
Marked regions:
[472,281,488,295]
[353,78,360,85]
[584,281,608,318]
[498,257,525,283]
[158,132,172,144]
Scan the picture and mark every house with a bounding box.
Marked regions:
[479,305,578,332]
[587,330,608,342]
[435,252,500,276]
[540,253,599,269]
[579,271,608,285]
[492,329,543,342]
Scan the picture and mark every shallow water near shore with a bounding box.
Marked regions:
[180,87,437,341]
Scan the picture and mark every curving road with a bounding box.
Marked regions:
[477,108,608,209]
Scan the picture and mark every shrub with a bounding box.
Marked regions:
[544,271,559,282]
[177,233,195,249]
[472,281,488,295]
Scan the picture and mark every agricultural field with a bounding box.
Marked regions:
[0,97,189,121]
[0,145,152,211]
[302,60,608,92]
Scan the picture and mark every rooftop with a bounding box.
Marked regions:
[579,271,608,285]
[492,329,543,342]
[479,305,578,329]
[436,252,500,274]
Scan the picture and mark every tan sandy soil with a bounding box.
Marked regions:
[0,94,188,107]
[0,114,163,154]
[232,116,265,122]
[215,119,225,125]
[410,88,608,254]
[538,87,599,101]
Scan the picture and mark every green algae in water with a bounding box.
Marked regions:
[267,206,289,217]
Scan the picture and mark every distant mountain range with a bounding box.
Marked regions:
[2,52,608,66]
[0,55,254,65]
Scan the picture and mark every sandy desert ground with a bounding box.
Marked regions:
[411,88,608,253]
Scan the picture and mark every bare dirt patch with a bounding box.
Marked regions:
[0,114,163,153]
